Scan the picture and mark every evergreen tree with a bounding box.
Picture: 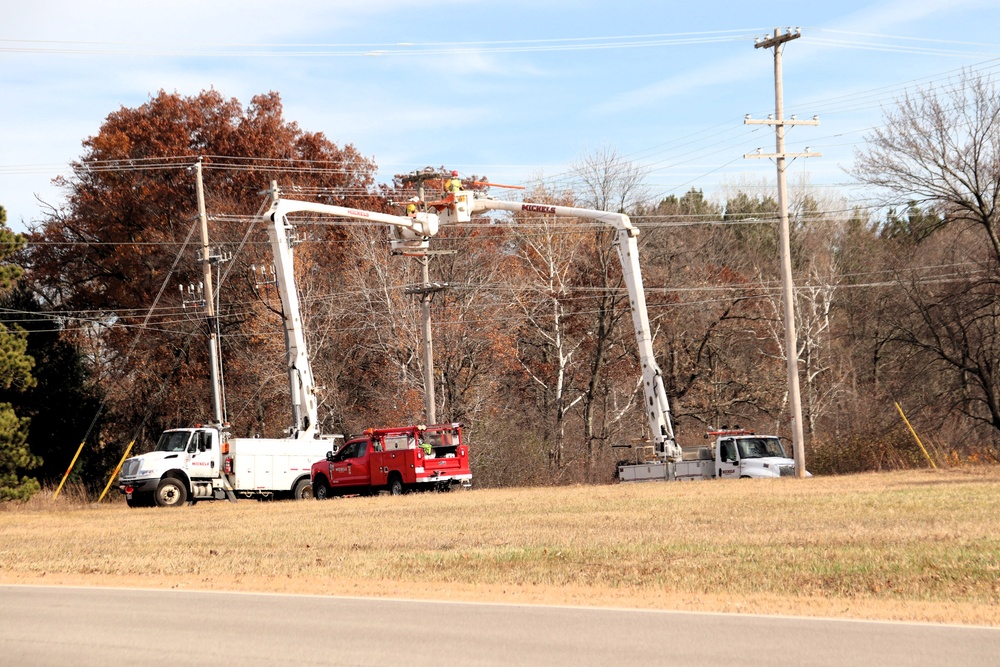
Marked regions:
[0,286,103,488]
[0,206,39,501]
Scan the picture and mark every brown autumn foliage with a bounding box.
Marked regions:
[24,90,384,482]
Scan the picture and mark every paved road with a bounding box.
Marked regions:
[1,585,998,666]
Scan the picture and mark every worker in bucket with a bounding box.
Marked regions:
[406,196,419,217]
[443,170,462,194]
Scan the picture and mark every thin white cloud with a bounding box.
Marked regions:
[3,0,513,44]
[591,0,997,117]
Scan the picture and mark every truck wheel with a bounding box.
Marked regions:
[293,478,312,500]
[387,475,404,496]
[154,477,188,507]
[313,478,330,500]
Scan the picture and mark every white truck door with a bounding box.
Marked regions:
[187,429,219,479]
[716,438,740,479]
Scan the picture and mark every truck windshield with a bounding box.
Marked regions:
[155,431,193,452]
[737,437,786,459]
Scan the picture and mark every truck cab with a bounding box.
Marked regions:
[119,426,222,507]
[710,430,807,479]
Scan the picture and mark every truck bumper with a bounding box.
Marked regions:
[414,473,472,488]
[119,478,159,495]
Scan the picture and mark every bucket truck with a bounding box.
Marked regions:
[119,185,475,506]
[455,189,807,481]
[118,186,344,507]
[460,194,683,466]
[619,429,810,482]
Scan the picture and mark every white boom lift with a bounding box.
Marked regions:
[265,181,682,463]
[265,191,441,437]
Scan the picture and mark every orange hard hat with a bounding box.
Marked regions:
[451,170,458,176]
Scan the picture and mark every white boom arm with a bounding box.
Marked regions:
[263,195,441,438]
[468,197,682,461]
[262,188,679,460]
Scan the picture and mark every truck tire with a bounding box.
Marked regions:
[154,477,188,507]
[293,478,312,500]
[313,477,330,500]
[387,474,404,496]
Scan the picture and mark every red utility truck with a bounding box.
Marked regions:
[311,423,471,498]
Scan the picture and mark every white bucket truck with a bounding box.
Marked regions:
[618,429,810,482]
[119,181,342,507]
[119,426,341,507]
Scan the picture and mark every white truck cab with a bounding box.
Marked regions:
[709,430,805,479]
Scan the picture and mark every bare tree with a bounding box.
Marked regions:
[570,148,653,479]
[507,184,587,473]
[853,70,1000,264]
[852,70,1000,451]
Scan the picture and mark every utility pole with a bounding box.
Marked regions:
[396,168,456,427]
[744,28,821,479]
[404,261,448,426]
[195,158,225,425]
[420,256,436,426]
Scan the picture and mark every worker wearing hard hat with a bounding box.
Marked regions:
[443,170,463,194]
[406,196,419,217]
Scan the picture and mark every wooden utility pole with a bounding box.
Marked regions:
[404,255,449,426]
[195,158,225,425]
[744,28,821,478]
[400,175,452,427]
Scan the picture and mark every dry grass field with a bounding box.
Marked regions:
[2,467,999,626]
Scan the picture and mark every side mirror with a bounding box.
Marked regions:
[325,451,334,462]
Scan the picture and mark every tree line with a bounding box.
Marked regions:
[3,72,1000,500]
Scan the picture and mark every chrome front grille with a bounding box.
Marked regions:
[121,459,140,478]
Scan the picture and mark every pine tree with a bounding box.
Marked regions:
[0,206,39,501]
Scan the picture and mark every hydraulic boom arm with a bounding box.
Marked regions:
[263,193,441,438]
[262,185,679,460]
[468,197,682,460]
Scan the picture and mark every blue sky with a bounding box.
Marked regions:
[3,0,1000,231]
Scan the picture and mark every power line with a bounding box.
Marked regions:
[0,30,760,58]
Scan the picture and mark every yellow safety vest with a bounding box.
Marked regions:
[445,178,462,193]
